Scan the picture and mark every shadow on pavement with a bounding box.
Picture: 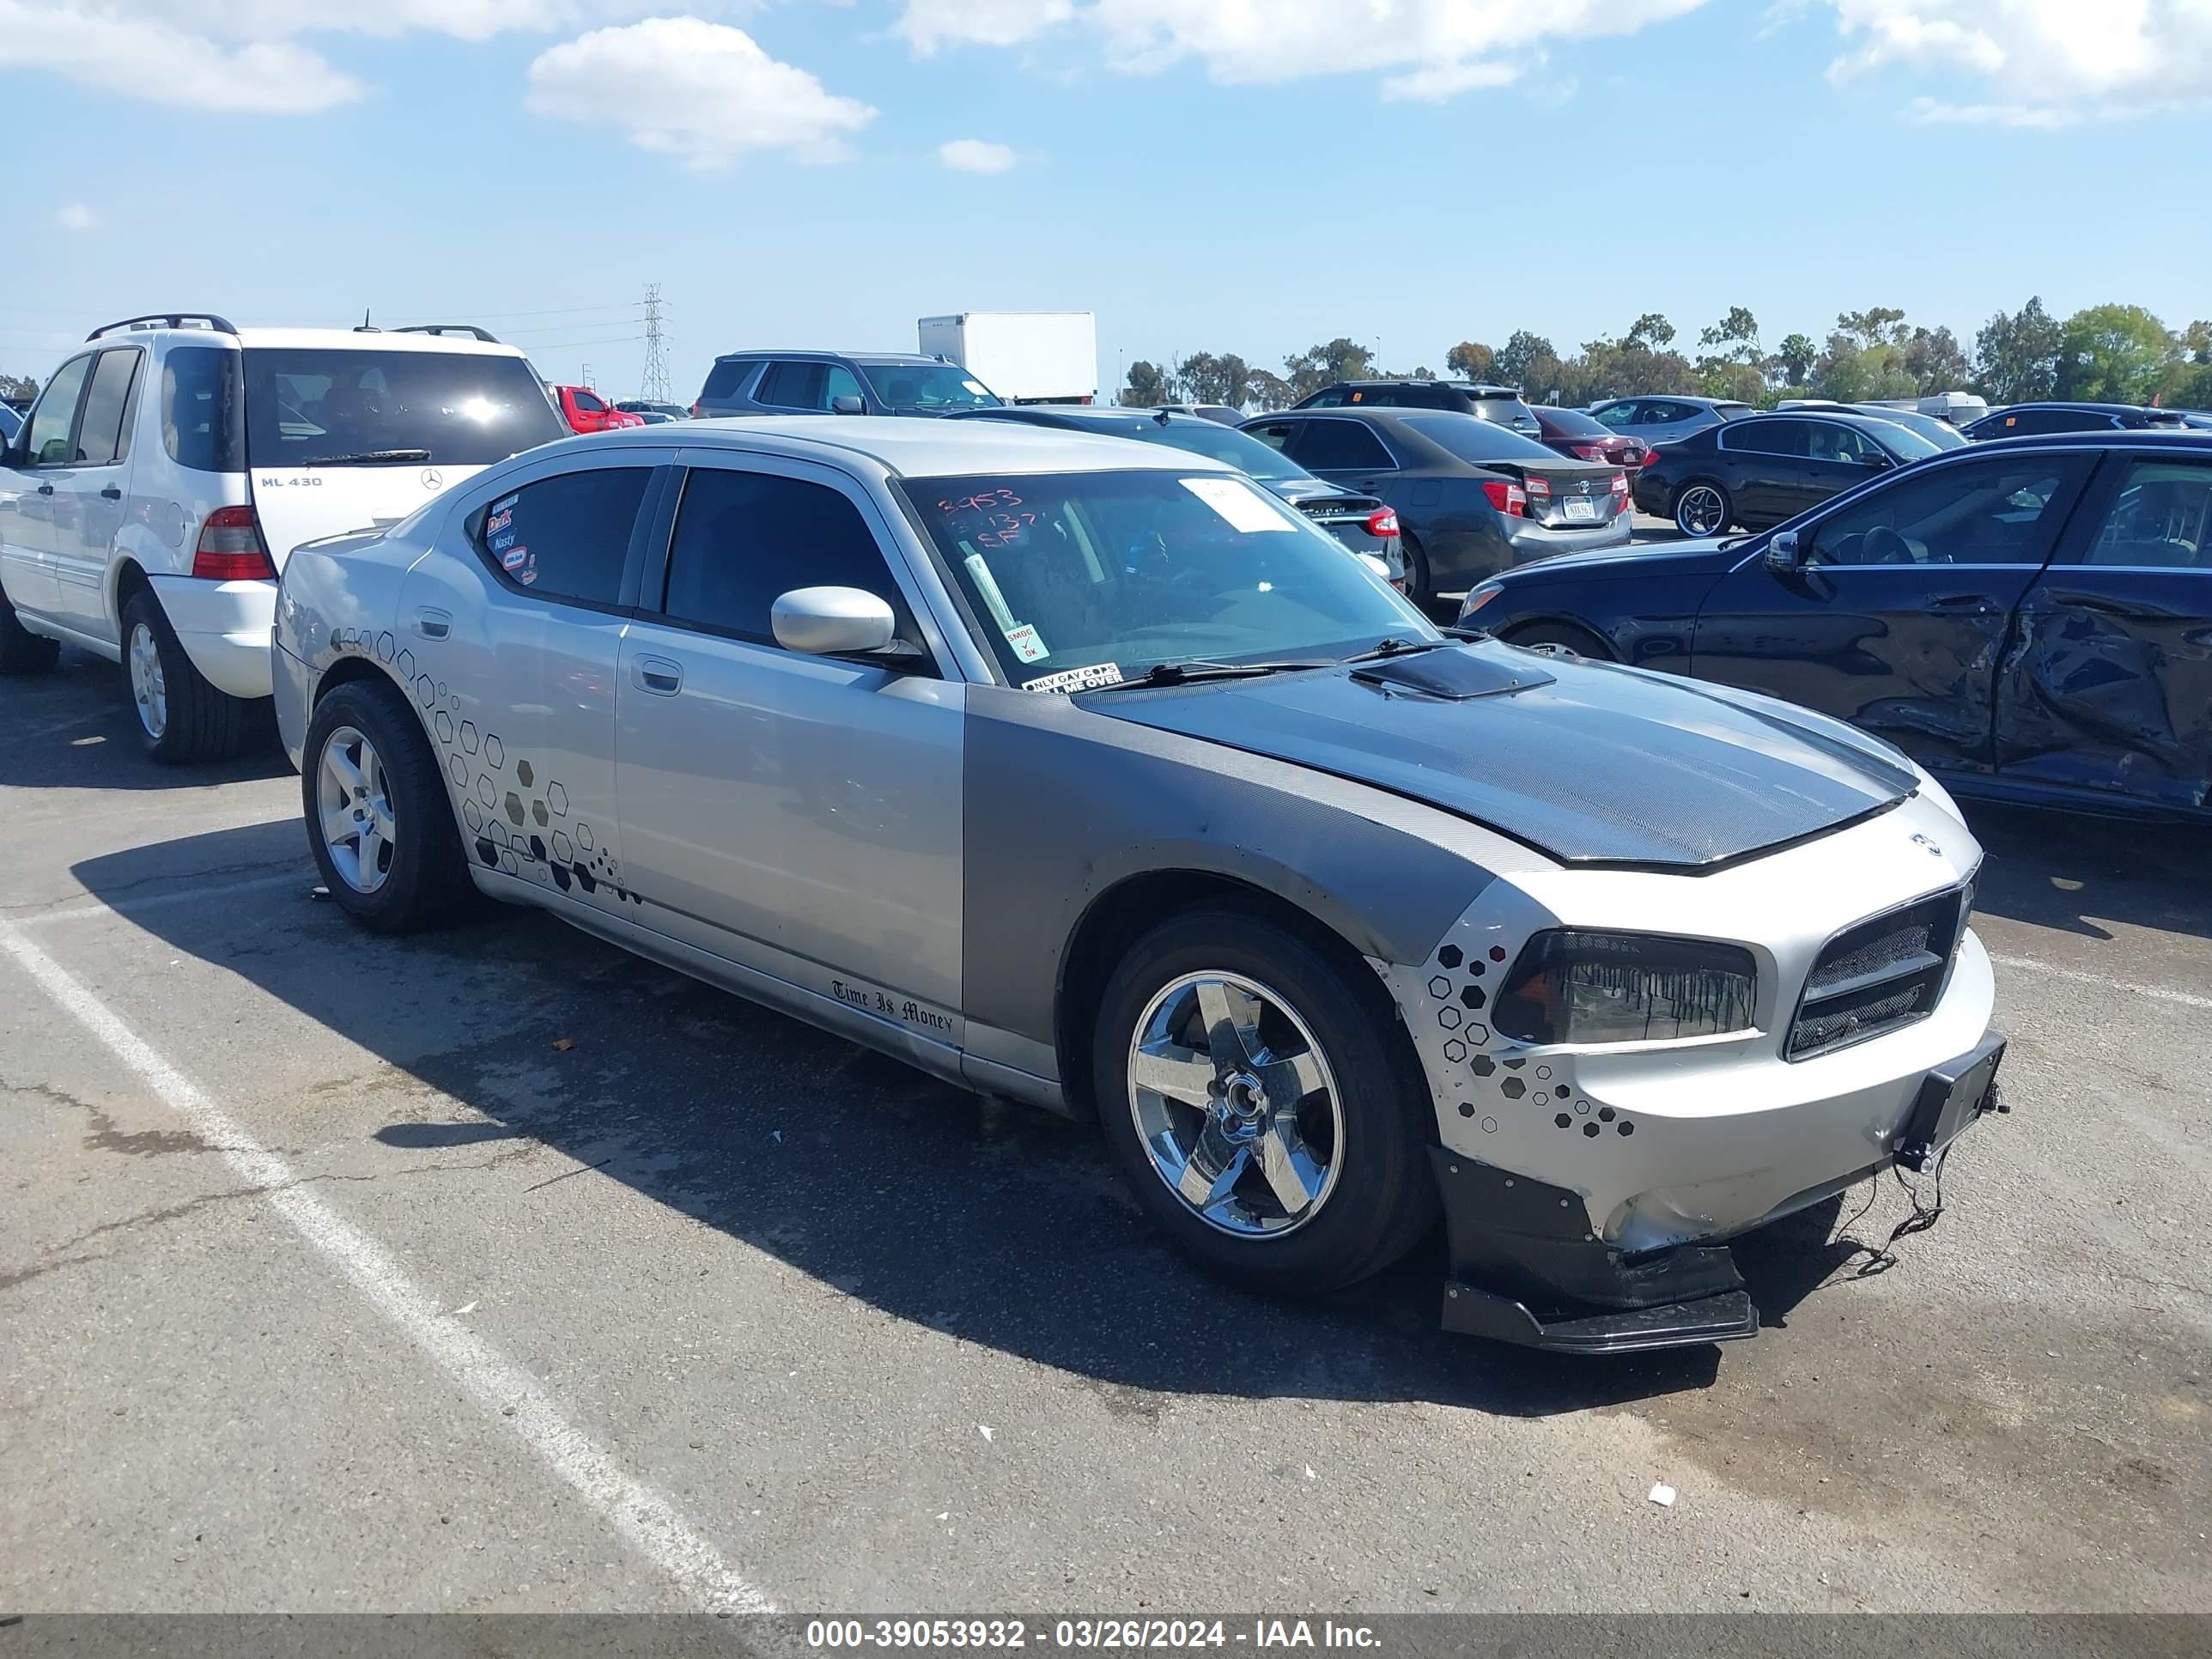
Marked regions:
[0,649,289,792]
[1964,799,2212,944]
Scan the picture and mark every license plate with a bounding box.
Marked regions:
[1563,498,1598,522]
[1896,1035,2005,1171]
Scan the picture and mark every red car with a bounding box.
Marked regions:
[1530,404,1650,470]
[553,384,646,434]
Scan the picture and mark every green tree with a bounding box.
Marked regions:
[1175,351,1251,409]
[1903,325,1971,393]
[1836,307,1909,349]
[1814,334,1917,402]
[1282,337,1374,401]
[1245,369,1294,411]
[1972,298,2063,404]
[1698,306,1761,362]
[1624,313,1676,352]
[1120,360,1172,407]
[2056,303,2173,404]
[1771,332,1817,387]
[1445,341,1496,380]
[1492,330,1561,401]
[0,372,36,403]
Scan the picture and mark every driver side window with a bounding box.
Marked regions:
[1805,459,2082,568]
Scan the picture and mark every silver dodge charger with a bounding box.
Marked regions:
[272,419,2003,1354]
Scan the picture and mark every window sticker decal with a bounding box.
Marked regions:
[492,492,518,514]
[501,544,530,573]
[486,507,513,536]
[1182,476,1293,532]
[1024,660,1124,694]
[1004,623,1049,663]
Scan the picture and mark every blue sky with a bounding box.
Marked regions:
[8,1,2209,402]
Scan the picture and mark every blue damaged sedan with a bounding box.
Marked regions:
[271,419,2002,1354]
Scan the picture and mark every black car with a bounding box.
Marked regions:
[1292,380,1543,437]
[947,404,1405,584]
[1633,410,1943,538]
[691,349,1003,418]
[1964,402,2186,441]
[1460,430,2212,822]
[1241,407,1628,607]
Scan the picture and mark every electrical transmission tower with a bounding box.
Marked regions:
[639,284,671,403]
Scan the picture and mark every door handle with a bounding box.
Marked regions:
[36,483,53,495]
[100,485,122,501]
[634,655,683,696]
[1926,595,1996,616]
[412,606,452,640]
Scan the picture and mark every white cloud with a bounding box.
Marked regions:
[939,137,1017,172]
[890,0,1707,98]
[526,17,876,169]
[0,0,672,113]
[53,203,98,231]
[1824,0,2212,124]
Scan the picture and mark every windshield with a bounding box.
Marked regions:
[1861,421,1942,460]
[1399,412,1561,465]
[898,469,1428,688]
[1855,408,1967,449]
[856,362,1002,413]
[242,349,567,467]
[1114,418,1311,483]
[1534,407,1611,439]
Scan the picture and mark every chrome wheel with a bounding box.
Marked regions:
[1127,971,1343,1237]
[127,621,167,740]
[1675,484,1727,538]
[318,725,397,894]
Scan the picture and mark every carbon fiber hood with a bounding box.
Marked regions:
[1083,643,1919,870]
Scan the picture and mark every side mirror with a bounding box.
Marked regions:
[830,395,866,416]
[1765,530,1805,573]
[1860,449,1893,468]
[771,586,906,658]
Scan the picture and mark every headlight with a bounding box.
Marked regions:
[1493,931,1757,1046]
[1460,581,1504,622]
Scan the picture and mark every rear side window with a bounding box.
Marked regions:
[757,362,826,409]
[1724,418,1810,458]
[241,348,566,467]
[23,355,93,465]
[471,466,653,607]
[659,467,907,646]
[2085,459,2212,568]
[699,359,752,402]
[161,346,245,472]
[75,349,143,466]
[1292,418,1396,471]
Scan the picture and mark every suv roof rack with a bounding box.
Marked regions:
[87,313,238,341]
[393,325,502,343]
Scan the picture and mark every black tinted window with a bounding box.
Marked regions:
[242,348,565,467]
[2086,460,2212,568]
[757,362,826,409]
[75,349,142,466]
[1302,387,1350,408]
[1292,418,1395,471]
[1400,412,1558,465]
[161,347,244,472]
[700,360,750,401]
[1727,418,1810,458]
[473,466,652,605]
[1807,457,2084,568]
[660,468,904,645]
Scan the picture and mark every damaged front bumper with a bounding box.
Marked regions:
[1377,790,2004,1353]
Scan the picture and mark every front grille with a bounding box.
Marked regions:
[1787,885,1969,1060]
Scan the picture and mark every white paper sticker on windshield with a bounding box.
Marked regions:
[1004,623,1049,663]
[962,380,988,395]
[963,553,1018,632]
[1181,476,1292,533]
[1024,661,1124,694]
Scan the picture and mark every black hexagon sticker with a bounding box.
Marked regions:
[1460,984,1486,1009]
[532,799,549,827]
[517,760,534,788]
[1500,1077,1526,1100]
[1437,945,1462,969]
[504,792,525,827]
[1470,1055,1496,1078]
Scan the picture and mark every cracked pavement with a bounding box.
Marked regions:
[2,649,2208,1613]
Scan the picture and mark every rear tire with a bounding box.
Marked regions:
[302,678,481,934]
[1673,480,1733,538]
[1092,904,1438,1297]
[1504,621,1614,660]
[121,588,251,763]
[0,590,60,675]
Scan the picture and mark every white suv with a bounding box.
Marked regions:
[0,313,566,761]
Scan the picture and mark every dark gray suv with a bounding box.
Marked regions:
[1293,380,1542,437]
[690,350,1005,419]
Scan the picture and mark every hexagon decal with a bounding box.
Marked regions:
[547,782,568,817]
[517,760,533,788]
[414,675,434,708]
[1428,975,1451,1000]
[1437,1006,1462,1030]
[434,711,453,744]
[463,799,484,833]
[551,830,574,863]
[574,820,592,850]
[532,799,549,827]
[1437,945,1462,969]
[397,648,416,681]
[460,721,479,756]
[448,755,468,787]
[484,734,505,769]
[1500,1077,1526,1100]
[1460,984,1486,1009]
[477,774,497,808]
[504,792,525,826]
[1441,1039,1467,1064]
[1470,1055,1496,1079]
[376,631,396,664]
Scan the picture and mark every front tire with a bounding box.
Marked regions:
[1092,905,1437,1297]
[303,678,480,933]
[1,590,60,675]
[1673,480,1733,538]
[1504,621,1614,660]
[120,588,251,763]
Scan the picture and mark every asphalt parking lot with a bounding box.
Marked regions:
[3,648,2208,1615]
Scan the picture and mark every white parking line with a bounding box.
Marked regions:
[18,871,311,927]
[1990,951,2212,1012]
[0,917,774,1615]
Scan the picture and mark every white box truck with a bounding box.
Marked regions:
[917,311,1097,405]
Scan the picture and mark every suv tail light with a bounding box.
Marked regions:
[690,401,703,418]
[1364,507,1400,538]
[192,506,276,580]
[1480,479,1528,518]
